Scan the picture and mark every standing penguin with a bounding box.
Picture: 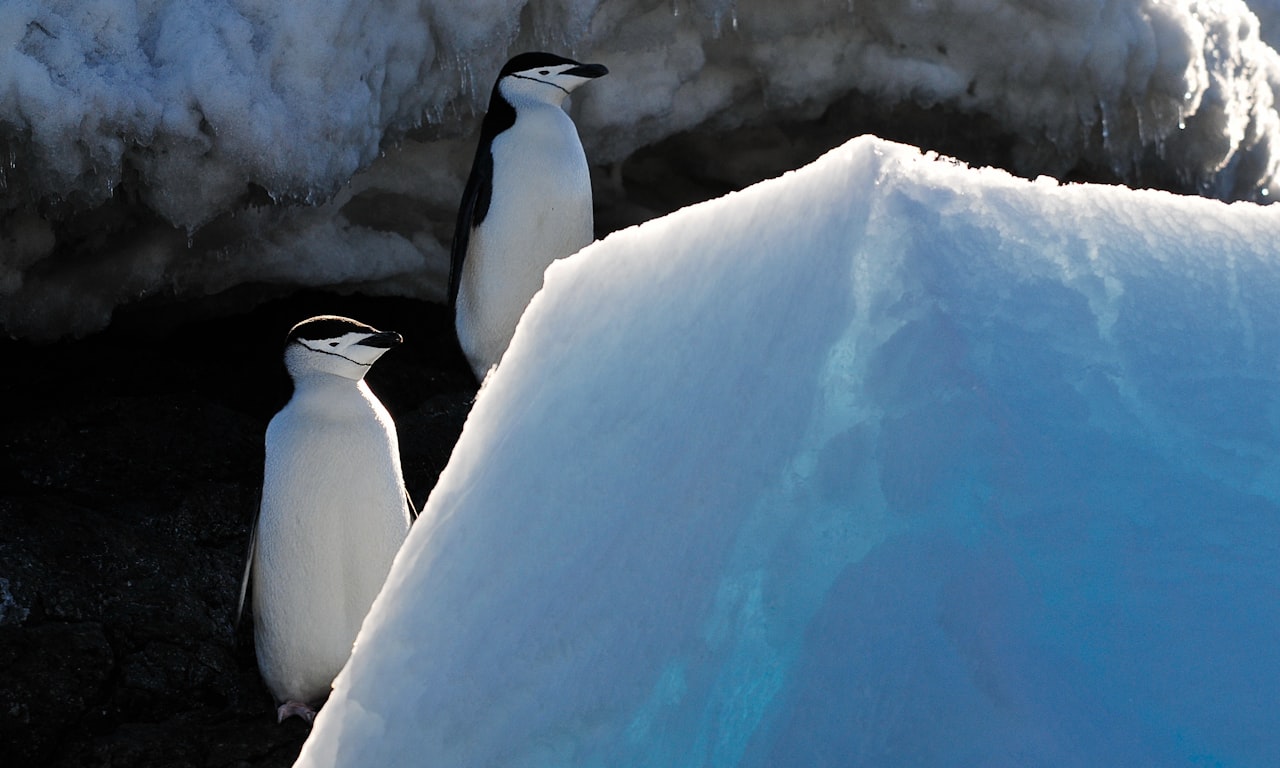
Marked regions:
[239,315,414,723]
[448,51,608,379]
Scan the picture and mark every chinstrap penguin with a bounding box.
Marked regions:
[448,51,608,379]
[238,315,415,724]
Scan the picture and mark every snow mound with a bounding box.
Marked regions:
[6,1,1280,341]
[296,136,1280,766]
[0,0,516,230]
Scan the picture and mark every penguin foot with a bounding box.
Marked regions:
[276,700,317,724]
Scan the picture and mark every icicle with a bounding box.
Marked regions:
[708,1,739,36]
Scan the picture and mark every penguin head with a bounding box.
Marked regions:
[495,51,608,107]
[283,315,402,382]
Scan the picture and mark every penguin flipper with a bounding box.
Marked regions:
[235,502,260,630]
[448,147,494,308]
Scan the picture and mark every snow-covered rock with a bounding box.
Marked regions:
[6,1,1280,340]
[295,136,1280,766]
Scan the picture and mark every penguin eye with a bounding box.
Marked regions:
[329,342,339,347]
[539,70,550,75]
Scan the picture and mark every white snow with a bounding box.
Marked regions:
[295,135,1280,766]
[0,0,493,230]
[7,1,1280,339]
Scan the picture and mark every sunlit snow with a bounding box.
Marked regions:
[295,136,1280,766]
[6,1,1280,339]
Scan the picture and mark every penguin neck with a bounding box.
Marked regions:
[504,89,570,116]
[289,371,374,402]
[494,93,583,165]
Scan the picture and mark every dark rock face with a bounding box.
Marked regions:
[0,293,477,767]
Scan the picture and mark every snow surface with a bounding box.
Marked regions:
[7,0,1280,339]
[295,135,1280,766]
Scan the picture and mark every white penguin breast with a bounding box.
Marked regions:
[253,382,409,703]
[457,104,595,374]
[480,106,593,284]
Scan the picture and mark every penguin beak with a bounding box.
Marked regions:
[355,331,403,349]
[564,63,608,79]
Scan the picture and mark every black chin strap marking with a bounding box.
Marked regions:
[299,341,373,367]
[510,72,570,96]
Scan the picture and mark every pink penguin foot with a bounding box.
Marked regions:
[276,700,317,724]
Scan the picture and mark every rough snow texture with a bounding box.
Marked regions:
[5,0,1280,339]
[0,0,510,228]
[295,136,1280,766]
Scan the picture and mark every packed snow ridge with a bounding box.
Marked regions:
[4,0,1280,339]
[299,135,1280,767]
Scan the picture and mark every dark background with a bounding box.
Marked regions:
[0,291,477,767]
